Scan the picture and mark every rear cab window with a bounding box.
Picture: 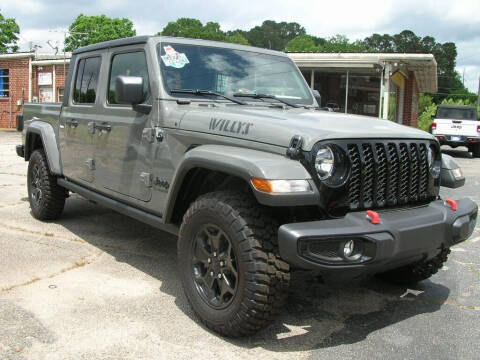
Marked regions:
[436,107,477,121]
[73,56,101,104]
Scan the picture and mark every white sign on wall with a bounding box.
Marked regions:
[39,88,53,102]
[38,72,52,86]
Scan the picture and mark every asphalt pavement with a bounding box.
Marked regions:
[0,130,479,359]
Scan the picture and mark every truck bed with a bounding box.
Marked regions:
[22,102,62,136]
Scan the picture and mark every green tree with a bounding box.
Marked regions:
[160,18,204,38]
[392,30,422,52]
[160,18,229,41]
[225,33,249,45]
[363,33,395,52]
[418,93,434,115]
[242,20,306,50]
[321,35,366,52]
[65,14,136,51]
[286,34,365,53]
[0,12,20,53]
[202,22,226,41]
[417,103,437,132]
[285,35,321,52]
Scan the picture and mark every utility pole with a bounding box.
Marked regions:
[50,27,87,79]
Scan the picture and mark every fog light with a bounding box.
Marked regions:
[342,240,363,261]
[343,240,354,257]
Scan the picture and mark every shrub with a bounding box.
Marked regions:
[418,103,437,132]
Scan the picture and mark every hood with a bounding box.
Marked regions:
[178,105,434,150]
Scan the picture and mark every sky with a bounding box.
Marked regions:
[2,0,479,93]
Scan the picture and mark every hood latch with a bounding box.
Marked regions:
[286,135,304,160]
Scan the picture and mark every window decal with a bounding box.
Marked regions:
[161,46,189,69]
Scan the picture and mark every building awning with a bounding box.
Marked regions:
[31,59,71,66]
[0,52,72,65]
[287,52,438,93]
[0,52,35,59]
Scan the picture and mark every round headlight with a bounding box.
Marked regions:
[315,145,335,180]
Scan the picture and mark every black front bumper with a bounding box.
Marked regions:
[278,198,477,278]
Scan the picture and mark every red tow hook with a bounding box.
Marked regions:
[366,210,380,224]
[445,199,457,211]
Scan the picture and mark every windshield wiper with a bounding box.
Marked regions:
[232,93,300,108]
[170,89,246,105]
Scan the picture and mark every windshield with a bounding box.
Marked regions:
[158,43,313,105]
[436,107,477,120]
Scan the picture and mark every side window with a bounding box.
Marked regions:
[108,51,150,104]
[0,69,10,98]
[73,57,101,104]
[73,59,85,103]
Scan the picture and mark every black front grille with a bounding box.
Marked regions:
[346,141,431,210]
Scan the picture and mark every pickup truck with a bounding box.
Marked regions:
[431,104,480,157]
[15,36,477,337]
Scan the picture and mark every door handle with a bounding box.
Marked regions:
[96,122,112,132]
[66,119,78,128]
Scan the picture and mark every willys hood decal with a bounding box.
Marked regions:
[178,106,434,151]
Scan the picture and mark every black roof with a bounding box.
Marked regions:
[72,35,151,55]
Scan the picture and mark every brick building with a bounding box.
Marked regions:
[288,53,438,127]
[0,52,70,128]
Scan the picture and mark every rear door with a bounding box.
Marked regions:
[94,48,154,202]
[59,55,102,183]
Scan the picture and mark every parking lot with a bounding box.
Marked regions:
[0,130,479,360]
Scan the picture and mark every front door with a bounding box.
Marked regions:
[94,49,154,202]
[59,55,102,184]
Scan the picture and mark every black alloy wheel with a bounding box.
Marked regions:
[30,163,43,205]
[191,224,238,309]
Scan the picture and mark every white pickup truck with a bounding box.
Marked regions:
[431,104,480,157]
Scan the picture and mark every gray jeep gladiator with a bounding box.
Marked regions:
[15,36,477,337]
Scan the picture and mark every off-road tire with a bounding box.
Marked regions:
[472,144,480,158]
[377,248,450,285]
[27,149,67,220]
[178,191,290,337]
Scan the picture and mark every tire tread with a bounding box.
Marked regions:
[28,149,67,220]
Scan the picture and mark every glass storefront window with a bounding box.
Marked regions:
[300,68,381,116]
[313,71,345,110]
[344,74,380,116]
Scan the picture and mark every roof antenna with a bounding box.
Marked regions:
[46,40,59,55]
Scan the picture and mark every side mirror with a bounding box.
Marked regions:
[115,76,144,104]
[312,89,321,108]
[441,154,465,188]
